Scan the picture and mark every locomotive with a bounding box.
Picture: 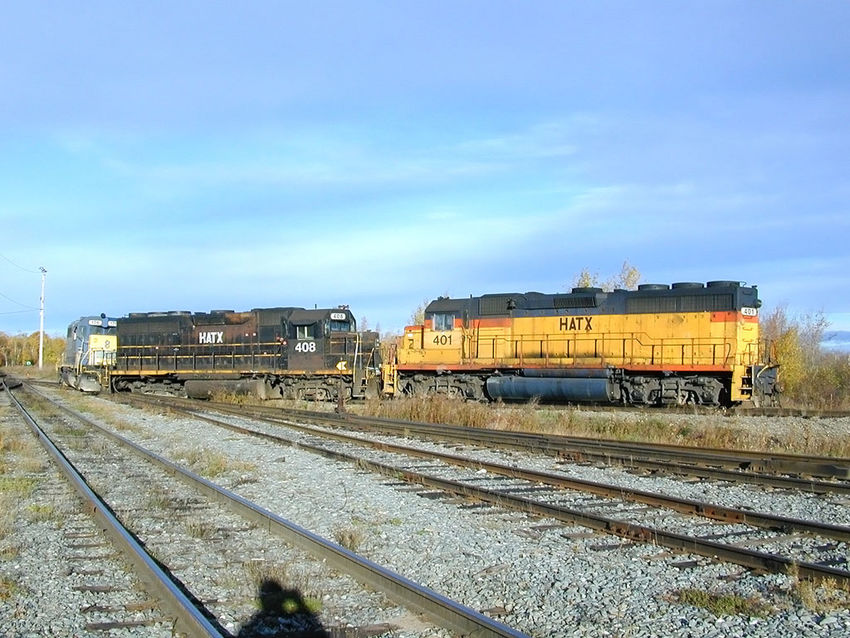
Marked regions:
[59,315,118,392]
[60,281,779,406]
[381,281,778,406]
[60,306,381,400]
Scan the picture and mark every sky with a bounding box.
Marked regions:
[1,1,849,337]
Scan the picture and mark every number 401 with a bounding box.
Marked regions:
[433,335,452,345]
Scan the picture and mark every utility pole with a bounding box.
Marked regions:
[38,266,46,369]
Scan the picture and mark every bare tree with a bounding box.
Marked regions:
[572,268,600,289]
[409,297,433,325]
[570,261,641,292]
[607,260,642,290]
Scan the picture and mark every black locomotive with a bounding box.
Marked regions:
[65,306,380,400]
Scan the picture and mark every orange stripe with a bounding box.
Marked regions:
[474,317,512,328]
[711,311,758,323]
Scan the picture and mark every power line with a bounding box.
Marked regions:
[0,309,35,316]
[0,253,40,274]
[0,289,37,310]
[0,255,42,314]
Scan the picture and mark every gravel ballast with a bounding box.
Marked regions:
[3,388,850,637]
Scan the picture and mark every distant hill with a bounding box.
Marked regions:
[822,331,850,352]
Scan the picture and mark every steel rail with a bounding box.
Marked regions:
[20,384,529,638]
[122,394,850,543]
[346,412,850,478]
[117,393,850,584]
[3,382,226,638]
[23,380,850,478]
[172,401,850,494]
[544,402,850,419]
[216,409,850,544]
[733,406,850,418]
[255,405,850,488]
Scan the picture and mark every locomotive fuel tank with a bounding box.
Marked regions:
[486,369,620,402]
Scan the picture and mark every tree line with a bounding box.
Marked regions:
[0,331,65,367]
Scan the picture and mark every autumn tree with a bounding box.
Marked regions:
[409,298,432,325]
[0,332,65,367]
[571,261,642,291]
[759,306,832,403]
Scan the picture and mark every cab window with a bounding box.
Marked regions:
[432,313,454,331]
[296,324,314,340]
[329,320,351,332]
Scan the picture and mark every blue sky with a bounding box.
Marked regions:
[1,1,849,337]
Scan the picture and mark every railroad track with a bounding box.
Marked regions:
[112,392,850,585]
[0,410,173,634]
[3,381,223,637]
[8,381,529,637]
[165,401,850,493]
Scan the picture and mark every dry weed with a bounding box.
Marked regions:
[362,395,850,457]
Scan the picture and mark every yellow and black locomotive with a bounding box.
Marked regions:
[383,281,777,406]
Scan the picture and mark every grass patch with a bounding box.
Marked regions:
[332,525,365,552]
[0,494,14,539]
[795,578,850,613]
[674,588,769,617]
[144,491,173,510]
[361,396,850,457]
[788,563,850,612]
[363,395,494,429]
[0,433,30,455]
[0,545,20,560]
[0,431,43,473]
[52,422,88,438]
[62,395,145,434]
[175,447,257,478]
[26,504,58,523]
[0,575,19,601]
[0,477,38,497]
[184,519,218,540]
[244,559,292,588]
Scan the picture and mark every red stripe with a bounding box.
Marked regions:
[623,364,732,372]
[397,363,735,373]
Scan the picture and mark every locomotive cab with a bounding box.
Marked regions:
[59,315,118,393]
